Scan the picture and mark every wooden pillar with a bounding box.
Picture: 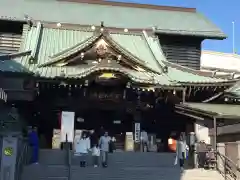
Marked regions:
[182,88,186,103]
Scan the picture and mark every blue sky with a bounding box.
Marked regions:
[112,0,238,53]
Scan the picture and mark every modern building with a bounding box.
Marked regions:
[201,50,240,79]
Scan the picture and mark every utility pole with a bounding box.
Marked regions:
[232,21,235,54]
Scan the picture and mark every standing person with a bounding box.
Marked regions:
[141,130,148,152]
[175,134,187,172]
[89,129,98,148]
[197,140,207,168]
[29,127,39,164]
[75,132,91,167]
[99,131,111,167]
[91,144,100,167]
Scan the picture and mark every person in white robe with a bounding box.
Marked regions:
[174,134,187,172]
[75,132,90,167]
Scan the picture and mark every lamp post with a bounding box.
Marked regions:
[232,21,235,54]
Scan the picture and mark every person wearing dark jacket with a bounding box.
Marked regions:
[29,127,39,164]
[197,141,208,168]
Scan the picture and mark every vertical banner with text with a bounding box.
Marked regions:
[134,123,141,143]
[60,111,75,142]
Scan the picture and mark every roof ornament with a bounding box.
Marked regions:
[80,52,85,59]
[24,14,33,30]
[117,55,122,62]
[95,39,108,58]
[162,66,168,73]
[100,21,104,32]
[152,26,157,33]
[212,70,217,77]
[57,23,62,27]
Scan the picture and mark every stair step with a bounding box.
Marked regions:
[21,151,224,180]
[21,165,68,178]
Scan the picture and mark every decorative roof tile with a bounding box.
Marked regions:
[0,0,225,39]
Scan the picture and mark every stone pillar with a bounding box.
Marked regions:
[217,143,225,173]
[0,132,22,180]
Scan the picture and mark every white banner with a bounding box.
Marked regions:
[60,111,75,142]
[134,123,141,142]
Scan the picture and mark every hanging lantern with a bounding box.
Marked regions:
[84,80,89,86]
[173,90,176,95]
[126,82,131,88]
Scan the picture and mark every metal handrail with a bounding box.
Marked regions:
[216,151,240,180]
[64,134,71,180]
[67,145,72,180]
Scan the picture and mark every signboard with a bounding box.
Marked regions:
[0,136,18,180]
[89,92,122,101]
[52,129,61,149]
[134,123,141,142]
[60,111,75,142]
[125,132,134,151]
[113,120,121,124]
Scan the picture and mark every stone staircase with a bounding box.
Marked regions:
[21,149,224,180]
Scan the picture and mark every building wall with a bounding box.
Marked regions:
[195,120,210,143]
[158,35,203,70]
[201,50,240,78]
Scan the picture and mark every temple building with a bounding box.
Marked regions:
[0,0,237,150]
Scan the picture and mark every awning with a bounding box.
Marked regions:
[175,102,240,119]
[0,88,7,102]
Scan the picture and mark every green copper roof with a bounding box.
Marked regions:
[14,25,232,86]
[176,103,240,119]
[225,81,240,98]
[1,0,225,39]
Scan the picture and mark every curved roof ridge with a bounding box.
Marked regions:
[58,0,196,12]
[38,33,97,67]
[163,60,221,78]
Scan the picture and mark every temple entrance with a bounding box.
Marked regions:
[75,108,134,135]
[16,71,194,151]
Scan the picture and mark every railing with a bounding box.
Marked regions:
[216,151,240,180]
[15,139,30,180]
[64,134,72,180]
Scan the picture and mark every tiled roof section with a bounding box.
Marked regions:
[145,35,233,84]
[1,0,225,39]
[225,81,240,97]
[40,35,99,67]
[177,103,240,118]
[14,25,233,86]
[40,32,161,73]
